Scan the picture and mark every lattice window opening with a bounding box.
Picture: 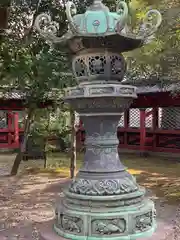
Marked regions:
[110,55,125,75]
[129,108,140,128]
[158,108,162,128]
[0,111,7,129]
[89,55,106,75]
[129,108,153,128]
[73,53,126,80]
[158,107,180,129]
[145,108,153,128]
[74,57,87,77]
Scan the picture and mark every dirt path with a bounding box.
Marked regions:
[0,172,69,239]
[0,155,179,239]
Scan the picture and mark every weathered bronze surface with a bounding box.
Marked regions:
[35,0,162,239]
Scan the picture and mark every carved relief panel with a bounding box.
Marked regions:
[56,214,83,234]
[91,217,126,236]
[134,211,155,233]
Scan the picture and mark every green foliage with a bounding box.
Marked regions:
[0,0,74,107]
[126,0,180,85]
[1,0,179,156]
[0,0,11,7]
[0,0,77,175]
[31,107,72,152]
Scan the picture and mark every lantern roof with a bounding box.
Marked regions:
[35,0,162,53]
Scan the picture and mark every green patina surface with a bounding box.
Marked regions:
[54,200,156,240]
[34,0,162,239]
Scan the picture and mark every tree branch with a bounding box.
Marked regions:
[22,0,42,43]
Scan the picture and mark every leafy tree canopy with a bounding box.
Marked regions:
[0,0,75,107]
[125,0,180,85]
[0,0,179,90]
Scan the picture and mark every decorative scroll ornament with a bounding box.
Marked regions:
[34,13,72,44]
[69,178,138,195]
[116,1,129,32]
[137,9,162,40]
[34,0,129,42]
[34,0,162,46]
[65,1,78,33]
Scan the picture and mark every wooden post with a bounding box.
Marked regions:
[7,111,13,146]
[11,108,34,176]
[140,108,146,154]
[152,107,158,151]
[14,112,19,147]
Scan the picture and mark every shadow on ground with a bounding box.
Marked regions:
[121,154,180,204]
[1,153,180,205]
[0,153,180,239]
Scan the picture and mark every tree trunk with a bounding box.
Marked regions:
[70,109,76,179]
[44,152,47,169]
[11,108,34,176]
[43,110,51,169]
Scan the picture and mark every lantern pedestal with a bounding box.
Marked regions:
[51,83,156,240]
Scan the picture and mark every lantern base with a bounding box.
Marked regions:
[54,197,156,240]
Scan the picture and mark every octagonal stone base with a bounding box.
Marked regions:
[39,216,174,240]
[53,197,156,240]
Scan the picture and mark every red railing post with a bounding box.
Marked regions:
[140,108,146,153]
[14,112,19,147]
[152,107,158,150]
[7,111,13,146]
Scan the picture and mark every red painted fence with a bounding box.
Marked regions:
[0,104,180,155]
[76,106,180,154]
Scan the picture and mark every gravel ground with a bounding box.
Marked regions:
[0,171,69,239]
[0,156,179,239]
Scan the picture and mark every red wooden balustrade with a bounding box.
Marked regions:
[0,111,23,149]
[0,90,180,152]
[76,106,180,154]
